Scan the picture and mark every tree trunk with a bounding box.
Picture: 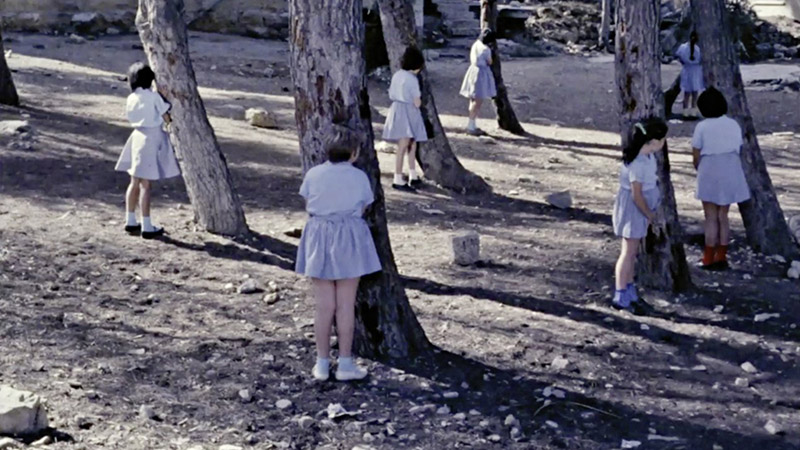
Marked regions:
[692,0,798,258]
[616,0,691,292]
[136,0,248,236]
[290,0,431,359]
[0,26,20,107]
[377,0,490,194]
[479,0,525,135]
[599,0,612,51]
[663,73,681,117]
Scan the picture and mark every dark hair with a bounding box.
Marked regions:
[128,62,155,91]
[327,141,356,163]
[400,46,425,71]
[622,117,669,165]
[480,28,496,46]
[689,31,698,60]
[697,87,728,118]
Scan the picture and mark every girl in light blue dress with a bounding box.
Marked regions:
[296,141,382,382]
[676,31,705,118]
[383,46,427,192]
[611,118,668,313]
[460,29,497,136]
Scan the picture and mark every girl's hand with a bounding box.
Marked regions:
[413,97,422,108]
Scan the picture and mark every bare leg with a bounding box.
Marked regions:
[469,98,483,121]
[702,202,720,247]
[717,205,731,246]
[334,278,360,358]
[407,140,417,173]
[313,279,337,358]
[683,91,690,110]
[691,91,700,109]
[139,179,152,218]
[126,177,140,215]
[615,238,639,290]
[395,138,409,180]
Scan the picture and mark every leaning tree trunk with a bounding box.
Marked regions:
[616,0,691,292]
[599,0,612,51]
[136,0,248,236]
[290,0,431,359]
[692,0,798,258]
[0,26,20,106]
[479,0,525,135]
[377,0,490,194]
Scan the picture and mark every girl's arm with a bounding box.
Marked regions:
[413,97,422,108]
[692,148,701,170]
[632,181,655,222]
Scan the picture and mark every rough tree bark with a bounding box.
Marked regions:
[664,73,681,117]
[616,0,691,292]
[692,0,798,258]
[599,0,612,51]
[377,0,490,194]
[136,0,248,236]
[479,0,525,135]
[290,0,431,359]
[0,26,20,106]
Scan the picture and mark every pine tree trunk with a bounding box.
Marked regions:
[599,0,612,51]
[136,0,248,236]
[479,0,525,135]
[692,0,798,258]
[616,0,691,292]
[377,0,490,194]
[664,73,681,117]
[290,0,431,359]
[0,27,20,107]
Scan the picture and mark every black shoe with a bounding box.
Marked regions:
[124,224,141,236]
[392,183,416,192]
[409,178,423,188]
[631,299,655,315]
[711,260,730,271]
[141,227,165,240]
[610,301,631,312]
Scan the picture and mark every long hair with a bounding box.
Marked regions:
[689,31,698,60]
[622,117,669,165]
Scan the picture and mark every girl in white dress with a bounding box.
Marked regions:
[115,62,181,239]
[460,29,497,136]
[676,31,705,118]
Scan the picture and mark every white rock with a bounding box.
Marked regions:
[743,274,752,280]
[0,386,49,435]
[67,33,86,44]
[621,440,642,448]
[451,231,480,265]
[792,260,800,270]
[362,432,375,442]
[245,108,278,129]
[647,434,680,442]
[453,413,466,420]
[479,136,497,146]
[238,389,252,402]
[237,279,259,294]
[504,414,519,427]
[546,191,572,209]
[469,409,481,416]
[545,420,559,429]
[550,356,569,371]
[734,377,749,387]
[754,313,780,322]
[375,141,394,154]
[72,12,98,23]
[30,436,52,447]
[263,292,280,304]
[219,446,243,450]
[740,362,758,374]
[0,121,30,137]
[770,254,787,263]
[436,406,450,415]
[442,391,459,399]
[788,267,800,279]
[640,324,650,331]
[276,399,292,409]
[487,434,502,442]
[0,438,20,449]
[297,415,314,429]
[552,389,566,398]
[764,419,783,435]
[713,305,724,313]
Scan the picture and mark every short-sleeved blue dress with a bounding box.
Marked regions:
[612,154,661,239]
[382,70,428,142]
[295,162,382,280]
[676,43,705,94]
[460,40,497,100]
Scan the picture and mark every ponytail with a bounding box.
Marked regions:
[622,117,669,165]
[689,31,698,60]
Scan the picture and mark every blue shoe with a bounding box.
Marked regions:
[611,289,631,310]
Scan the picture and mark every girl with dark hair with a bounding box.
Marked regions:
[676,31,705,118]
[296,141,382,382]
[692,87,750,270]
[383,46,428,191]
[115,62,180,239]
[611,118,669,311]
[459,28,497,136]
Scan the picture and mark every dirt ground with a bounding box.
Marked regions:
[1,31,800,450]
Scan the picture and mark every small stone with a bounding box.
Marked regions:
[67,34,86,44]
[734,377,749,387]
[469,409,481,416]
[550,356,569,371]
[787,267,800,279]
[754,313,780,322]
[362,432,376,442]
[30,436,52,447]
[621,440,642,449]
[479,137,497,146]
[75,414,94,429]
[504,414,519,427]
[276,399,292,410]
[0,386,49,435]
[545,420,559,429]
[451,231,480,266]
[237,279,259,294]
[510,427,523,440]
[518,176,532,183]
[691,365,707,372]
[479,420,490,427]
[0,438,19,450]
[374,141,394,154]
[106,27,121,35]
[453,413,466,420]
[764,419,783,435]
[245,108,278,129]
[487,434,502,442]
[640,324,650,331]
[238,389,252,403]
[263,292,280,304]
[508,190,520,196]
[546,191,572,209]
[139,405,159,420]
[436,406,450,415]
[713,305,724,313]
[223,282,236,291]
[740,362,758,374]
[263,68,275,78]
[771,254,787,263]
[0,120,30,137]
[219,446,243,450]
[284,227,303,238]
[442,391,459,399]
[743,274,752,280]
[298,415,315,429]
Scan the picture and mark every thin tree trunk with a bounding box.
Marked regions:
[692,0,798,258]
[136,0,248,236]
[599,0,612,51]
[663,73,681,117]
[378,0,490,194]
[0,26,20,107]
[290,0,431,359]
[616,0,691,292]
[479,0,525,135]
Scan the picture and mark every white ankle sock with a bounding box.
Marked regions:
[142,216,154,232]
[393,174,405,185]
[468,119,476,130]
[409,169,418,180]
[126,212,138,226]
[338,356,355,370]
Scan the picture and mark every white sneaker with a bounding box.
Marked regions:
[335,363,368,381]
[312,361,330,381]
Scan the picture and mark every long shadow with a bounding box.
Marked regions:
[157,232,296,271]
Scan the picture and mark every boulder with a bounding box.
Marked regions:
[245,108,278,129]
[451,231,480,265]
[546,191,572,209]
[71,12,108,35]
[0,386,49,436]
[0,121,30,137]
